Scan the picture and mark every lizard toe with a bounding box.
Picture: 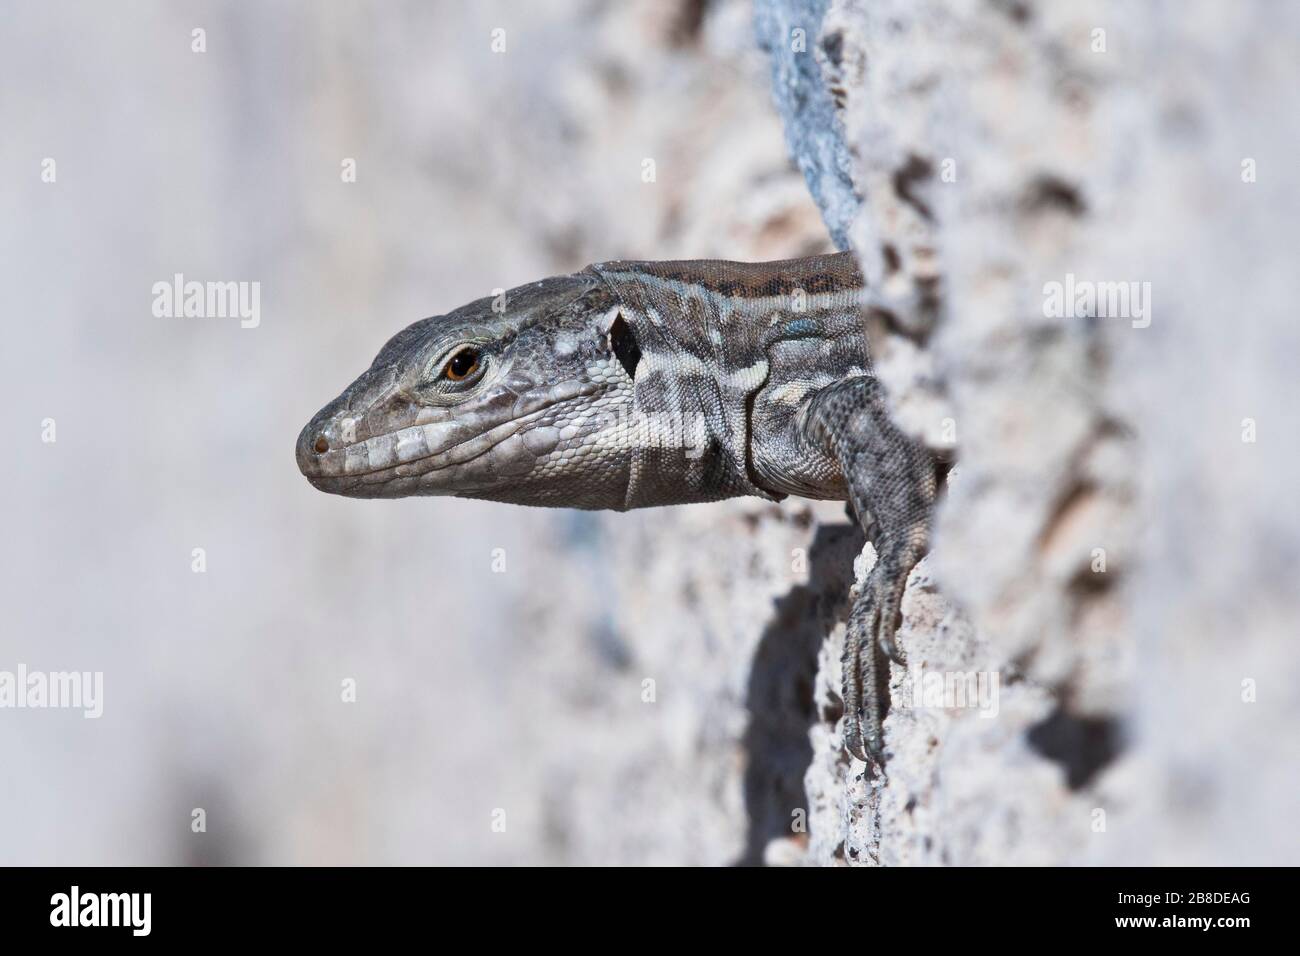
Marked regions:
[842,712,882,764]
[879,633,908,666]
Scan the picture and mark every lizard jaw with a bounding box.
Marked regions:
[296,384,600,499]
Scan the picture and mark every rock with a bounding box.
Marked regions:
[763,0,1300,865]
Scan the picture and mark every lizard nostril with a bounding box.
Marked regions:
[314,435,330,454]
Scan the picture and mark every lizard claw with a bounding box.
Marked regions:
[878,627,908,666]
[840,584,886,765]
[870,535,916,665]
[842,710,884,765]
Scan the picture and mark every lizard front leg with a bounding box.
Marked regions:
[803,375,935,764]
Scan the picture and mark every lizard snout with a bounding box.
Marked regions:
[295,410,337,480]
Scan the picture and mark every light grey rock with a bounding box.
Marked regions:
[767,0,1300,865]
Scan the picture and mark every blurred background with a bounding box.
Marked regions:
[1,0,833,864]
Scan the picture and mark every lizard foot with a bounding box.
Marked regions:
[841,578,884,765]
[840,533,923,765]
[799,374,935,767]
[872,540,913,667]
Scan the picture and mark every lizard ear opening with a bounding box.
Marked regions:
[608,312,641,380]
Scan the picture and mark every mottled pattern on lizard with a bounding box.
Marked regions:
[296,251,935,763]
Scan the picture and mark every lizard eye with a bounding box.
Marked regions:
[443,347,482,382]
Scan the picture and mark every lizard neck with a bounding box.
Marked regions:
[587,253,868,509]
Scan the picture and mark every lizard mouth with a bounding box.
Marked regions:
[297,386,598,496]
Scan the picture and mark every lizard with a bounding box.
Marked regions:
[295,252,936,764]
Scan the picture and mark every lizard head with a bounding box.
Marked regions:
[296,272,642,509]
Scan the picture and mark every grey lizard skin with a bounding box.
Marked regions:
[296,252,936,764]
